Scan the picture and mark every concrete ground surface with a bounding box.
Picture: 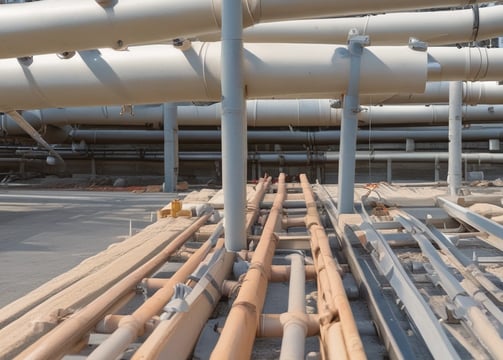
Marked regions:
[0,188,175,307]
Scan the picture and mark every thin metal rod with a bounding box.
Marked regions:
[6,111,64,164]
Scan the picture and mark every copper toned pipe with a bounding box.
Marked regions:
[86,232,225,360]
[131,246,235,359]
[246,176,273,233]
[269,264,316,282]
[19,213,212,360]
[210,173,286,359]
[300,174,366,360]
[258,313,320,338]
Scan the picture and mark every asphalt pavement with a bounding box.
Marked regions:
[0,188,175,307]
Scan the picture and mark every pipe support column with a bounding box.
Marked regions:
[163,103,178,192]
[221,0,247,251]
[448,81,463,195]
[338,31,369,213]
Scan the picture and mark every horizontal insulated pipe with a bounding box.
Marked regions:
[0,42,433,110]
[0,0,488,59]
[5,100,502,136]
[201,6,503,46]
[0,42,499,110]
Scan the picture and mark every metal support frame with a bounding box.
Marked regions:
[437,197,503,251]
[448,81,463,195]
[358,220,461,359]
[163,103,178,193]
[221,0,247,250]
[338,30,369,213]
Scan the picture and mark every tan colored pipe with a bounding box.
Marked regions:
[282,215,306,229]
[131,248,235,359]
[300,174,366,360]
[86,236,225,360]
[210,173,286,359]
[258,313,320,338]
[246,175,272,233]
[269,264,316,282]
[18,213,211,360]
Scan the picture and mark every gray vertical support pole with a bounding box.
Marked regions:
[448,81,463,196]
[163,103,178,193]
[221,0,247,251]
[435,156,440,183]
[338,30,369,214]
[91,157,96,182]
[387,159,392,183]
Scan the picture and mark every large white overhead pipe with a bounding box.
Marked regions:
[0,42,425,109]
[0,0,489,59]
[2,43,503,111]
[202,6,503,46]
[3,101,503,136]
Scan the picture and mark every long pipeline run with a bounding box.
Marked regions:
[300,174,366,360]
[210,173,287,359]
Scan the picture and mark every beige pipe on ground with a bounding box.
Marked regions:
[131,246,235,359]
[300,174,366,360]
[86,230,225,360]
[258,313,319,338]
[246,175,272,233]
[210,173,286,359]
[18,213,211,360]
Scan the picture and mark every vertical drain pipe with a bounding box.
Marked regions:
[448,81,463,195]
[221,0,247,251]
[163,103,178,192]
[337,30,369,213]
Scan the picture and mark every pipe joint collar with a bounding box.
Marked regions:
[280,312,309,334]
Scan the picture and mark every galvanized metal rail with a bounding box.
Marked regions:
[316,183,503,360]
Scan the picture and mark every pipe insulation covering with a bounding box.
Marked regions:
[0,42,430,110]
[215,6,503,46]
[1,44,503,110]
[363,81,503,105]
[0,0,488,59]
[4,101,503,136]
